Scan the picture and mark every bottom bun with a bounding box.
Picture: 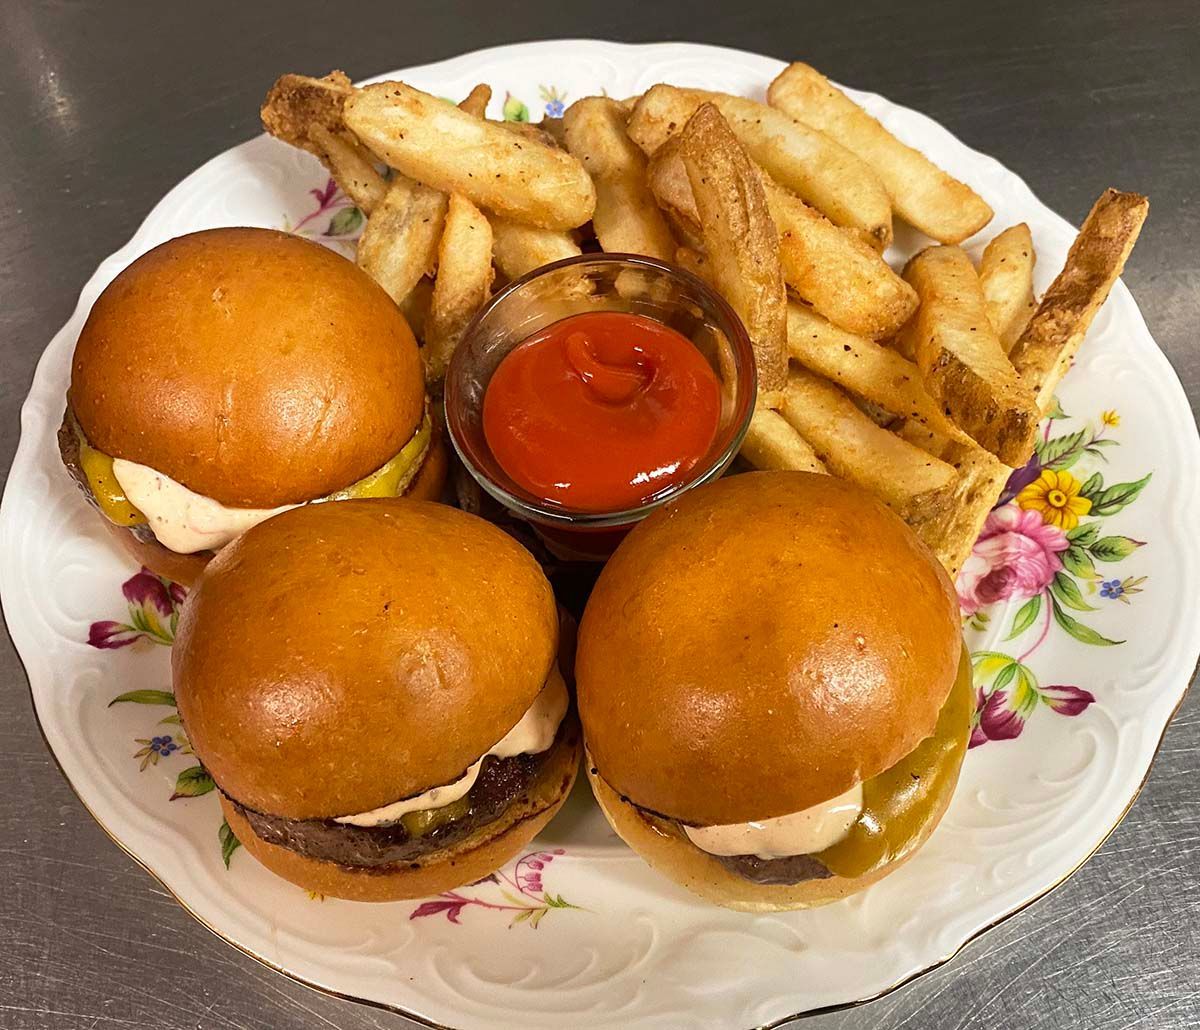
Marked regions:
[224,714,581,902]
[588,759,950,912]
[101,434,450,589]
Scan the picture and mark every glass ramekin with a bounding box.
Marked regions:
[445,254,756,559]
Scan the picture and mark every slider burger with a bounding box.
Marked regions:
[172,499,580,901]
[60,227,445,586]
[576,472,971,911]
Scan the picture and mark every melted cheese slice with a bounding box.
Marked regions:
[334,665,569,827]
[683,782,863,859]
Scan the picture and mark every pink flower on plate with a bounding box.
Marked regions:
[977,689,1027,742]
[958,504,1069,615]
[1041,684,1096,717]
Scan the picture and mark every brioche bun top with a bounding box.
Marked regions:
[576,471,961,826]
[173,499,558,820]
[70,227,425,507]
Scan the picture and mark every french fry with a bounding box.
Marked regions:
[538,117,566,147]
[893,416,957,461]
[677,104,788,399]
[424,194,494,380]
[674,246,711,283]
[397,276,434,341]
[562,97,676,260]
[306,125,388,213]
[741,407,828,474]
[767,63,993,244]
[780,367,956,513]
[344,81,595,230]
[979,224,1036,352]
[902,437,1009,580]
[648,139,915,336]
[1010,189,1149,409]
[488,214,581,279]
[787,302,961,437]
[628,85,893,249]
[901,245,1040,466]
[459,84,492,118]
[261,71,353,157]
[355,177,448,305]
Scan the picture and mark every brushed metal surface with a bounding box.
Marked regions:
[1,1,1197,1027]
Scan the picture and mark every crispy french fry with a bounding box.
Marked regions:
[261,71,353,156]
[787,302,961,437]
[741,407,828,473]
[459,84,492,118]
[538,116,566,147]
[628,85,893,249]
[979,224,1036,352]
[345,82,595,229]
[901,245,1039,466]
[562,97,676,260]
[674,246,711,283]
[677,104,788,399]
[307,125,388,213]
[780,367,956,512]
[1010,189,1149,409]
[768,63,993,244]
[647,138,913,336]
[355,177,448,305]
[488,214,581,279]
[893,416,957,461]
[763,177,916,337]
[902,437,1009,580]
[424,194,494,380]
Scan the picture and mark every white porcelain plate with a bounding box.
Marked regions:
[2,40,1198,1030]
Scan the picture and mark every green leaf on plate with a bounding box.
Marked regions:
[1062,544,1098,580]
[992,662,1018,693]
[219,820,241,869]
[502,93,530,122]
[326,206,363,236]
[1050,596,1122,646]
[108,690,176,708]
[170,765,215,800]
[1090,535,1145,562]
[1005,594,1042,640]
[1045,396,1069,420]
[1089,473,1152,516]
[1050,571,1095,611]
[1067,521,1100,545]
[1035,429,1086,469]
[1078,474,1105,503]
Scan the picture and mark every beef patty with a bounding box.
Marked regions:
[228,740,564,870]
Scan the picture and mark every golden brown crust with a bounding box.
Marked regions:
[69,228,426,508]
[220,719,579,902]
[588,762,948,912]
[576,472,961,825]
[260,71,354,156]
[174,499,558,820]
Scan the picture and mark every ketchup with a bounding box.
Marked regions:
[482,312,722,511]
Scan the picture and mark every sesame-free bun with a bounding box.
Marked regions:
[220,714,580,902]
[69,227,426,508]
[576,472,961,826]
[173,499,558,820]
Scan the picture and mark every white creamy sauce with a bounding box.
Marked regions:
[112,459,297,554]
[334,665,569,827]
[683,782,863,859]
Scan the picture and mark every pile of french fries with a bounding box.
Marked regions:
[261,63,1148,582]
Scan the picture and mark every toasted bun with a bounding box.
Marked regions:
[221,716,581,902]
[576,472,961,825]
[70,228,426,508]
[588,760,949,912]
[99,434,448,588]
[174,499,557,820]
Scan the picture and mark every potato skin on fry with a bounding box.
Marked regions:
[1010,189,1148,409]
[345,81,595,230]
[901,245,1039,467]
[261,71,353,157]
[629,85,892,250]
[768,63,992,245]
[563,97,676,261]
[678,104,788,398]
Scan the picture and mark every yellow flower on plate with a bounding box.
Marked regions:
[1101,409,1121,427]
[1017,469,1093,531]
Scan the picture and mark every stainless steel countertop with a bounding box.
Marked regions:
[2,2,1197,1027]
